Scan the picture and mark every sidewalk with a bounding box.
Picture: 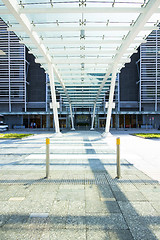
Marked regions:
[0,130,159,240]
[105,129,160,183]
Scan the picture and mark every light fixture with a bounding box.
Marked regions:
[80,29,85,39]
[81,63,84,69]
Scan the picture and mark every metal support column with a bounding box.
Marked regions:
[69,103,75,130]
[8,31,11,113]
[136,114,138,128]
[48,63,60,134]
[46,114,50,130]
[45,73,48,112]
[117,114,119,129]
[40,115,42,128]
[90,103,96,130]
[103,66,117,135]
[28,114,29,128]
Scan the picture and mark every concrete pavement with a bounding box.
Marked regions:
[0,130,159,240]
[105,129,160,183]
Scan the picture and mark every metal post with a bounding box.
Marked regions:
[90,102,96,130]
[116,137,121,179]
[46,138,50,178]
[48,64,60,133]
[104,66,117,134]
[69,103,75,130]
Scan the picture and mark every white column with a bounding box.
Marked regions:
[103,66,117,136]
[8,31,11,112]
[90,103,96,130]
[69,103,75,130]
[48,63,60,134]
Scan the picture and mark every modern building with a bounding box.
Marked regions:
[0,4,160,130]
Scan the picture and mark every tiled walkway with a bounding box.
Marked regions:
[0,131,159,239]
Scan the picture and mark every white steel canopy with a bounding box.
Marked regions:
[0,0,160,131]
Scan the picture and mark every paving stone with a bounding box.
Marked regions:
[134,184,160,192]
[119,183,138,192]
[0,201,22,214]
[40,231,50,240]
[68,201,85,216]
[124,214,158,240]
[148,226,160,240]
[131,202,159,216]
[17,199,52,214]
[123,190,148,201]
[56,189,85,201]
[66,216,86,229]
[50,200,69,215]
[108,230,134,240]
[85,213,128,230]
[0,228,39,240]
[150,201,160,213]
[0,131,159,240]
[86,229,110,239]
[98,185,115,198]
[118,202,140,217]
[49,229,86,240]
[112,191,129,201]
[48,216,67,229]
[86,200,121,214]
[0,214,10,227]
[141,191,160,201]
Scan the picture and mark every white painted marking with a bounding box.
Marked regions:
[30,213,49,218]
[9,197,25,201]
[25,154,116,160]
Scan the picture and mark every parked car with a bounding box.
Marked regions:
[0,121,9,131]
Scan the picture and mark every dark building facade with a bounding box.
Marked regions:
[0,18,160,130]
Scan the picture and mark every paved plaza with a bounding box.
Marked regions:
[0,130,160,240]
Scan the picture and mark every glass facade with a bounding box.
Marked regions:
[140,29,160,111]
[0,18,26,112]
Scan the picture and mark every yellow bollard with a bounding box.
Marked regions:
[46,138,50,178]
[116,137,121,179]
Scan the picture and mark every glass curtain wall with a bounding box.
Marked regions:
[0,18,26,112]
[140,28,160,111]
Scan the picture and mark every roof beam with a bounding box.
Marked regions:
[18,7,145,14]
[94,0,160,104]
[58,70,109,74]
[56,87,109,89]
[60,75,105,79]
[20,39,146,45]
[29,49,138,56]
[7,25,158,32]
[1,0,70,104]
[57,88,107,91]
[35,57,131,65]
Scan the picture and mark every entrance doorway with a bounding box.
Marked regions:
[75,114,91,129]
